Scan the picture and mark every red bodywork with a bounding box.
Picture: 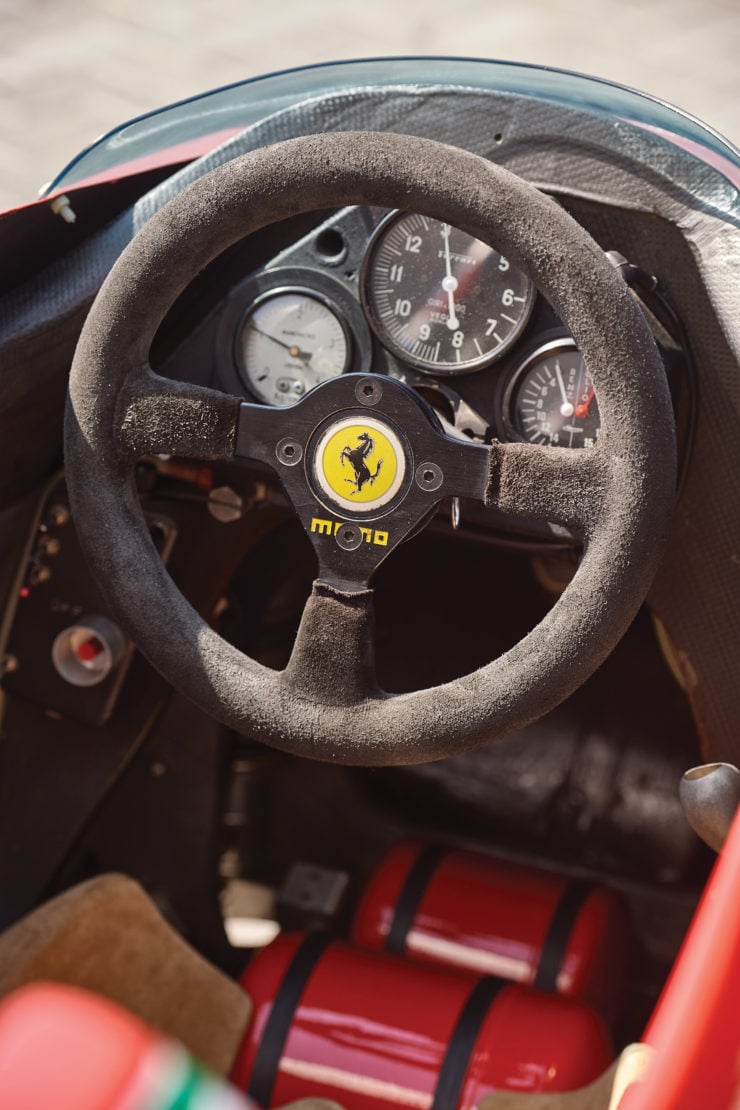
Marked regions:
[624,807,740,1108]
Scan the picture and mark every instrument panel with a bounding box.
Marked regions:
[212,205,678,456]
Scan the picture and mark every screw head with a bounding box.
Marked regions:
[335,524,363,551]
[275,438,303,466]
[208,485,243,523]
[355,377,383,407]
[415,462,443,492]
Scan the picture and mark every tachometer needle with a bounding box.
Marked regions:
[441,224,460,331]
[251,327,312,364]
[555,361,575,418]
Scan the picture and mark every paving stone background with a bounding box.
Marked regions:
[0,0,737,210]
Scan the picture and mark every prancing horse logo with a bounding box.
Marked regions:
[340,432,384,495]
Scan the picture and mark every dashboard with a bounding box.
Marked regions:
[177,204,686,480]
[150,202,691,547]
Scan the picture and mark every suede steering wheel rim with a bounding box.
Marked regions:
[65,132,676,766]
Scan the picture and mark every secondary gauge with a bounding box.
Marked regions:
[237,288,350,406]
[506,340,601,448]
[362,212,535,375]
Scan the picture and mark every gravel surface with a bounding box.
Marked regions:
[0,0,737,210]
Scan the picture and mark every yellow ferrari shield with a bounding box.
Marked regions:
[313,416,406,513]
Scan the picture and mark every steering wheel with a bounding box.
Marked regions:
[65,132,676,766]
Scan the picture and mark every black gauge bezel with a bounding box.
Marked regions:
[235,285,353,405]
[360,209,536,377]
[502,336,601,448]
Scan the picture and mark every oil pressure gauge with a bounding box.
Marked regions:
[238,288,350,406]
[363,212,535,374]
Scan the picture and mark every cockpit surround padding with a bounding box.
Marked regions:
[65,132,676,765]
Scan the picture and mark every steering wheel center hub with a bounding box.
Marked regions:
[311,413,408,516]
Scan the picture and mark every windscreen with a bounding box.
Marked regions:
[44,57,739,196]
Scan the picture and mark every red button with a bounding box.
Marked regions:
[76,637,104,662]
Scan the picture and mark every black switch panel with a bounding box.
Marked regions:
[2,477,176,726]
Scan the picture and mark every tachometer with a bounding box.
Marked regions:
[238,289,350,406]
[506,341,600,448]
[362,212,534,375]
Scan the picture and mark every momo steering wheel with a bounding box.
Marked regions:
[65,132,676,765]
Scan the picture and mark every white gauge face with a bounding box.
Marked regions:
[239,290,350,406]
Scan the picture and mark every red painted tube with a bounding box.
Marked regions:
[233,933,612,1109]
[351,841,631,1020]
[621,807,740,1110]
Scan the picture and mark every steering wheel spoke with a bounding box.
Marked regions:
[487,440,610,535]
[116,368,242,461]
[428,437,496,503]
[282,581,379,706]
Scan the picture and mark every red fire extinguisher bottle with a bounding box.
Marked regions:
[352,841,631,1021]
[233,933,613,1110]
